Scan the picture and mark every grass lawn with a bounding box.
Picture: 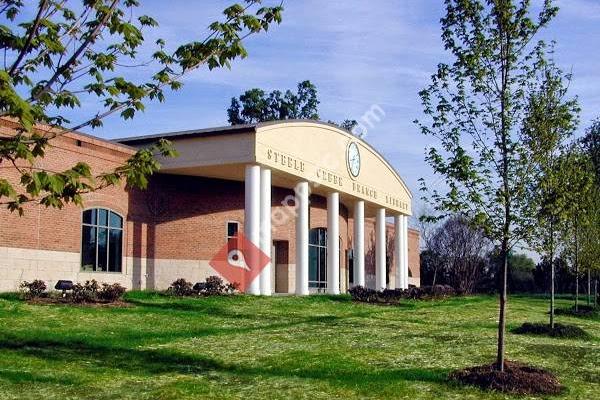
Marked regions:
[0,293,598,400]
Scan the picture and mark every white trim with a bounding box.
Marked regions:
[375,208,386,290]
[353,200,365,287]
[327,192,340,294]
[225,220,240,243]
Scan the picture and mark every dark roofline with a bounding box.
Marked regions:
[0,116,137,153]
[115,123,258,145]
[114,120,352,145]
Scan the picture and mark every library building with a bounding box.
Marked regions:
[0,118,420,294]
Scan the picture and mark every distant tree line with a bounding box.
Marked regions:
[420,213,599,300]
[226,80,357,130]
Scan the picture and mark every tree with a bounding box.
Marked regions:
[227,80,318,124]
[330,119,358,132]
[560,144,600,308]
[0,0,283,214]
[226,81,359,132]
[425,215,491,293]
[579,119,600,305]
[521,54,579,327]
[582,119,600,185]
[579,192,600,306]
[416,0,562,371]
[507,253,536,293]
[534,256,572,293]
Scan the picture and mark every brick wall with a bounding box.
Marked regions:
[0,118,134,254]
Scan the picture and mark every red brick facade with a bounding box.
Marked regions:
[0,119,420,292]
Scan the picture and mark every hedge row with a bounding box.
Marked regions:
[348,285,456,304]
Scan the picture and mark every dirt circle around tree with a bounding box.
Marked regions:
[449,361,563,395]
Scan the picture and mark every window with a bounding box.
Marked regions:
[226,221,240,251]
[347,249,354,285]
[81,208,123,272]
[309,228,327,290]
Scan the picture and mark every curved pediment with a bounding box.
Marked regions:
[119,120,412,216]
[255,121,411,215]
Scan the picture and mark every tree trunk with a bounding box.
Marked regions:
[549,219,555,329]
[496,10,511,372]
[550,257,555,329]
[575,271,579,311]
[595,279,598,308]
[496,239,509,372]
[588,269,592,306]
[574,217,579,311]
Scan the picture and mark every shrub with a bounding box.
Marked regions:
[428,284,456,298]
[378,288,404,304]
[404,285,455,300]
[349,286,378,302]
[168,278,193,296]
[191,276,238,296]
[203,276,226,295]
[98,283,126,302]
[19,279,47,299]
[193,282,207,293]
[349,284,457,304]
[71,280,100,303]
[225,281,241,294]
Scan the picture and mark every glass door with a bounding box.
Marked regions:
[309,228,327,291]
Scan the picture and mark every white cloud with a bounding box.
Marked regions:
[75,0,599,217]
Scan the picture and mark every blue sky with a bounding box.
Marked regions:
[86,0,600,223]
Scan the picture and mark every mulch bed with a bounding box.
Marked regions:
[512,322,589,339]
[26,297,131,308]
[449,361,563,395]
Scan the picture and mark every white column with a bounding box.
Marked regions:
[259,167,272,295]
[394,215,403,289]
[295,181,309,295]
[244,165,261,295]
[403,215,410,288]
[327,192,340,294]
[375,208,386,290]
[353,200,365,287]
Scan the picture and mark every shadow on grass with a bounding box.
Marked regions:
[124,297,258,318]
[303,294,353,303]
[0,292,22,302]
[0,333,450,391]
[0,369,82,385]
[555,306,600,320]
[0,311,369,351]
[526,343,593,361]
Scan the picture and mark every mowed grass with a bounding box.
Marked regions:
[0,293,598,400]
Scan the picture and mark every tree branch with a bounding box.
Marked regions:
[30,0,120,103]
[8,0,49,76]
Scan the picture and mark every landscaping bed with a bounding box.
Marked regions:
[449,361,563,395]
[20,279,127,305]
[348,284,456,304]
[26,296,132,308]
